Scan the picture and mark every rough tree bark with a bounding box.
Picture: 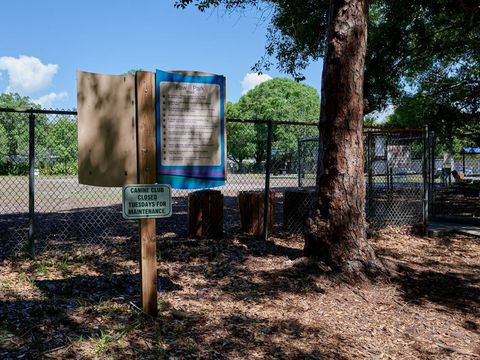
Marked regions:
[305,0,385,278]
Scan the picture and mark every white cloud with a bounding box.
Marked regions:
[241,73,272,95]
[33,91,68,109]
[0,55,58,95]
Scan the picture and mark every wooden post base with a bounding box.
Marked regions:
[188,190,224,238]
[283,188,315,233]
[238,190,275,236]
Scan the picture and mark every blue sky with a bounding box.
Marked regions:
[0,0,322,110]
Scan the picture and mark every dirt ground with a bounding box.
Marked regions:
[0,227,479,359]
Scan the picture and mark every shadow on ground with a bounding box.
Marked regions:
[0,194,293,261]
[1,215,478,358]
[0,273,181,358]
[395,265,479,315]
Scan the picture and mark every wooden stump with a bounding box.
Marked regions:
[188,190,223,238]
[238,191,275,236]
[284,188,315,233]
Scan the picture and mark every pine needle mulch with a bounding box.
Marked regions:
[1,227,478,359]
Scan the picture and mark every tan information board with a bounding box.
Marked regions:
[77,71,138,186]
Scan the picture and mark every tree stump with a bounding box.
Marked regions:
[188,190,223,238]
[238,191,275,236]
[284,188,315,233]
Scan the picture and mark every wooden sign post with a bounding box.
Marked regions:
[136,71,158,317]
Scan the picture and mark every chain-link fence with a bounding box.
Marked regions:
[1,108,442,259]
[289,137,318,233]
[298,128,430,228]
[0,109,130,259]
[0,109,322,258]
[0,110,30,255]
[172,120,320,237]
[364,129,428,227]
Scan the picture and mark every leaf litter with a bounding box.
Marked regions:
[0,226,478,359]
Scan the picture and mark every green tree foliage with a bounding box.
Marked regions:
[0,94,36,160]
[387,94,479,157]
[226,102,256,171]
[229,78,319,169]
[43,118,78,175]
[175,0,479,121]
[374,1,479,152]
[0,123,8,164]
[386,59,479,148]
[0,93,78,175]
[366,1,479,112]
[0,93,48,174]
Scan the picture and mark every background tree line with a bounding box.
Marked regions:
[226,78,320,173]
[0,93,77,176]
[1,79,318,177]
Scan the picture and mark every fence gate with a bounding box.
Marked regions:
[298,128,429,228]
[365,128,429,228]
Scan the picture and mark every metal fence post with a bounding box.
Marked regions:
[430,131,435,219]
[366,130,373,219]
[429,131,434,219]
[28,110,36,258]
[263,119,273,241]
[423,125,429,232]
[297,138,302,187]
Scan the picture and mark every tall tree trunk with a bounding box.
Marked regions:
[305,0,385,278]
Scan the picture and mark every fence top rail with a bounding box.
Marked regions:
[0,107,77,115]
[226,118,318,126]
[364,125,424,133]
[0,108,424,133]
[298,136,319,143]
[0,109,319,125]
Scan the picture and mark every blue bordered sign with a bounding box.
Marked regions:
[156,70,226,189]
[122,184,172,219]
